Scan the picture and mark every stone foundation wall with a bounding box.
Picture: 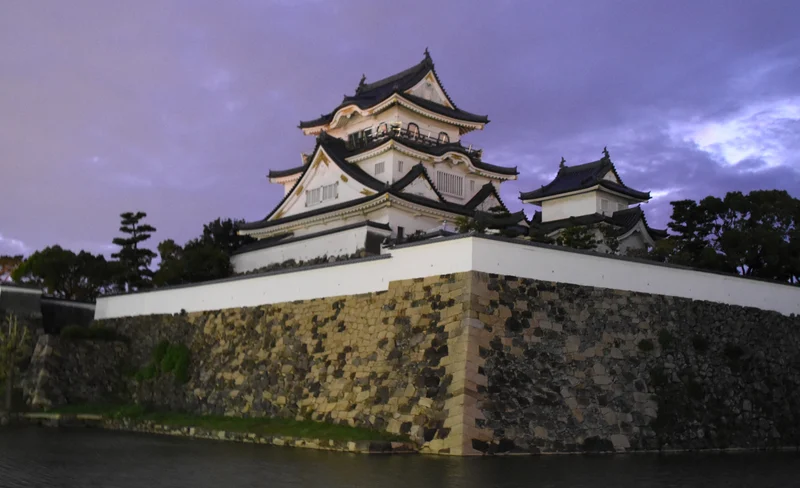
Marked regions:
[464,272,800,454]
[25,335,130,409]
[93,274,471,454]
[28,270,800,456]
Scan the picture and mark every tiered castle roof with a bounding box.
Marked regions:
[298,50,489,134]
[242,133,522,233]
[520,153,650,202]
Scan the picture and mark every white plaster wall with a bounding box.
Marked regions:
[469,238,800,316]
[618,230,648,254]
[279,157,370,219]
[385,207,449,236]
[596,191,629,216]
[96,236,800,319]
[95,237,475,319]
[232,226,389,273]
[327,107,401,140]
[96,237,800,319]
[406,77,449,107]
[394,106,460,143]
[541,193,598,222]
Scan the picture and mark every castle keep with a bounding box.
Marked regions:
[23,55,800,456]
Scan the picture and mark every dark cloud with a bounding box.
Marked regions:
[1,0,798,255]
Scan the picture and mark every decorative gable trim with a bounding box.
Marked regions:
[345,139,516,180]
[300,93,486,136]
[390,163,446,201]
[405,71,455,109]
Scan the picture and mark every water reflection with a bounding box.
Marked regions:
[1,427,798,488]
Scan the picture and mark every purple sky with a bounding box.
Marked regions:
[2,0,799,257]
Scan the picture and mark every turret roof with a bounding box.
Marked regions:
[520,152,650,202]
[529,205,667,239]
[298,52,489,129]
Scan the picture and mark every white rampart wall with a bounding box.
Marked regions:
[231,226,390,273]
[95,237,800,319]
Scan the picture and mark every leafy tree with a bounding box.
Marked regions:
[667,190,799,281]
[455,216,487,234]
[197,218,255,255]
[153,239,232,287]
[555,226,599,250]
[11,246,114,300]
[528,228,555,245]
[111,212,157,291]
[598,225,620,254]
[456,206,512,235]
[0,313,30,412]
[0,255,23,282]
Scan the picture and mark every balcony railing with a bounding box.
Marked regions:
[345,126,482,158]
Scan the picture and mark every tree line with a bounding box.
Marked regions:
[1,213,254,300]
[634,189,799,284]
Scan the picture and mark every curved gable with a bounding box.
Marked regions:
[267,147,381,221]
[405,71,454,109]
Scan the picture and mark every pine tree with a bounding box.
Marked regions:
[556,226,599,250]
[111,211,157,291]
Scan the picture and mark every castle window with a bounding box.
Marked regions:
[436,170,463,198]
[398,161,404,173]
[375,161,385,175]
[407,122,420,137]
[306,181,338,207]
[470,180,475,193]
[438,132,450,144]
[376,123,388,135]
[600,198,610,215]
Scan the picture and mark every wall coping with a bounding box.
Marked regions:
[393,233,800,290]
[99,254,392,298]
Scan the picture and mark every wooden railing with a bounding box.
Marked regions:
[346,127,482,158]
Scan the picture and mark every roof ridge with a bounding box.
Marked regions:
[391,163,447,201]
[357,55,433,94]
[560,158,610,172]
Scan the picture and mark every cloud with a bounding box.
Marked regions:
[670,97,800,169]
[0,0,798,254]
[0,233,29,256]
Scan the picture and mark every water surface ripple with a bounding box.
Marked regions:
[1,427,799,488]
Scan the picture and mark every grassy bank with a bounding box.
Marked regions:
[50,404,407,442]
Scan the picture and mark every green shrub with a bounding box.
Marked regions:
[134,362,157,382]
[658,330,675,349]
[135,341,190,385]
[61,325,127,342]
[153,340,170,364]
[692,335,709,353]
[638,339,654,352]
[112,404,146,419]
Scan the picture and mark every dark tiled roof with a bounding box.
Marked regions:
[347,133,518,176]
[233,221,391,255]
[245,133,516,233]
[390,163,447,201]
[298,53,488,129]
[268,165,306,179]
[465,182,513,211]
[475,210,529,228]
[240,193,383,231]
[529,206,666,240]
[520,157,650,201]
[242,133,387,230]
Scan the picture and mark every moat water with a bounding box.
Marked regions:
[1,427,799,488]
